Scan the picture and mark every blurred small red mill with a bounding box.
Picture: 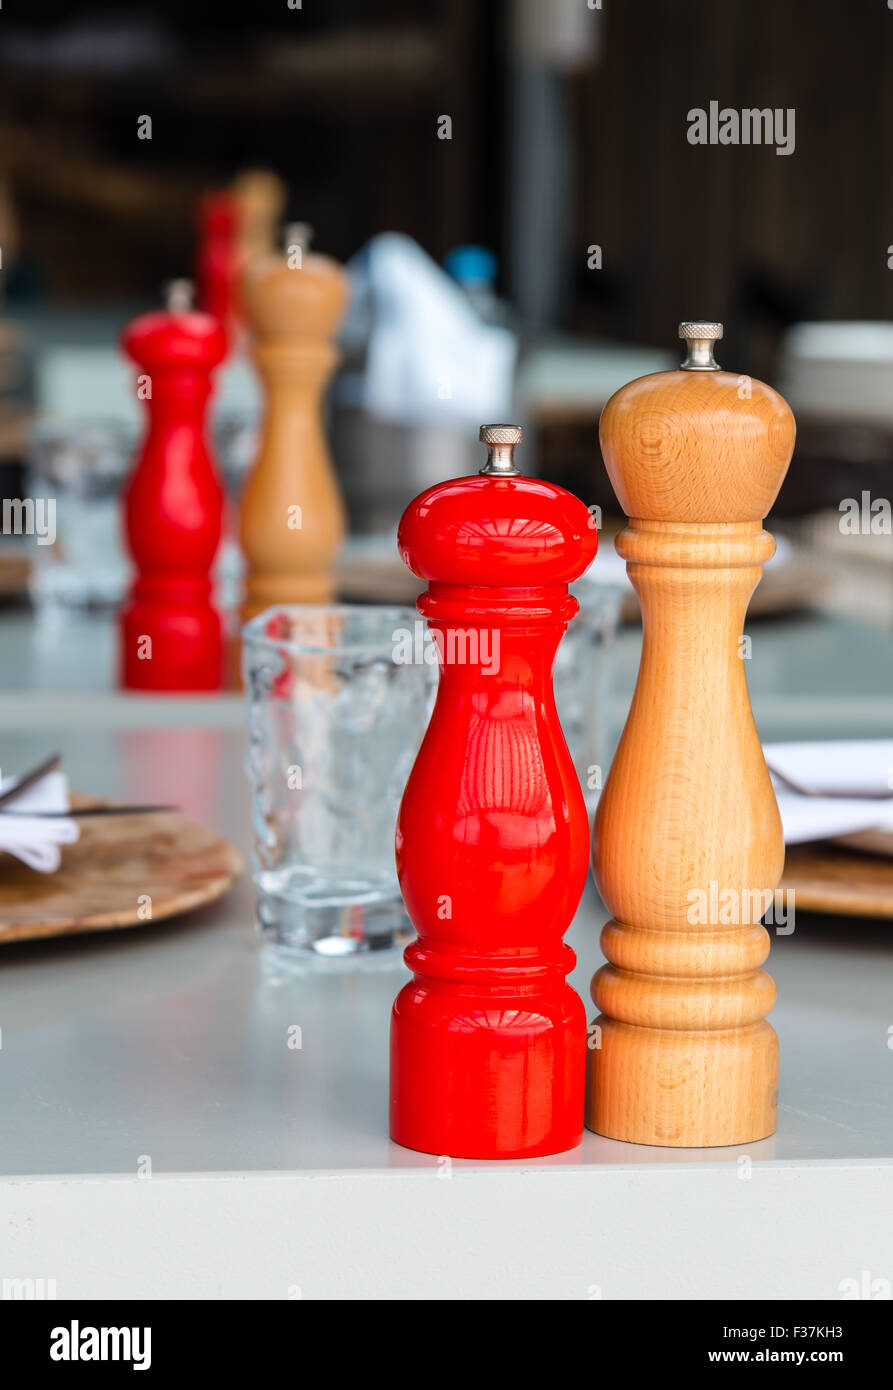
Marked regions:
[119,278,227,691]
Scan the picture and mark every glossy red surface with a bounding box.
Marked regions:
[119,307,227,691]
[196,192,239,332]
[390,472,598,1158]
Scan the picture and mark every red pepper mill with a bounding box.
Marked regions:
[196,192,240,334]
[238,223,348,625]
[119,279,227,691]
[588,322,795,1147]
[391,425,598,1159]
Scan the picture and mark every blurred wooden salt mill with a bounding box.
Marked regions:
[230,170,286,269]
[588,321,796,1147]
[239,223,348,625]
[195,172,285,354]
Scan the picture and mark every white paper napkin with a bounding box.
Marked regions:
[0,770,80,872]
[343,233,517,430]
[764,740,893,845]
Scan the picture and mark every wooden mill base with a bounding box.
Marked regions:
[586,1016,779,1148]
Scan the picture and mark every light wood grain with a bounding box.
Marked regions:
[588,367,796,1147]
[0,797,243,944]
[238,241,348,623]
[230,170,287,268]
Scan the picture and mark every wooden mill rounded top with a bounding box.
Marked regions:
[241,224,348,342]
[599,322,796,523]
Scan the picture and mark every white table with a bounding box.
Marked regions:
[0,614,891,1298]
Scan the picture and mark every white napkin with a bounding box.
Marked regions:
[764,740,893,845]
[0,770,80,872]
[343,233,517,429]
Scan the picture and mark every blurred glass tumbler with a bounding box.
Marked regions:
[242,605,434,958]
[27,418,135,610]
[554,575,623,810]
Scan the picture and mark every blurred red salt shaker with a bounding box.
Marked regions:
[196,191,240,334]
[119,279,226,691]
[390,424,598,1158]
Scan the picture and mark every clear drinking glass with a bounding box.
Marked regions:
[554,578,624,811]
[212,410,259,612]
[26,418,135,610]
[242,604,434,959]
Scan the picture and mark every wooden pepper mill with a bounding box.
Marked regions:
[588,322,796,1147]
[391,425,598,1159]
[120,280,227,691]
[230,169,287,269]
[239,224,348,623]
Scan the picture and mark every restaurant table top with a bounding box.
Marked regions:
[0,607,890,1297]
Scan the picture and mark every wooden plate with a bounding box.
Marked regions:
[0,797,243,944]
[780,843,893,919]
[337,555,420,606]
[0,552,29,598]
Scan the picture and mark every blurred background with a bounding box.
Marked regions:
[0,0,891,648]
[0,0,892,1192]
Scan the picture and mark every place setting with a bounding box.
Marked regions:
[0,0,891,1324]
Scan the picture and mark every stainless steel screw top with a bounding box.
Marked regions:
[679,320,723,371]
[284,221,313,254]
[165,278,195,313]
[479,423,523,475]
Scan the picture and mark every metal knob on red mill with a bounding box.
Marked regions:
[390,424,598,1159]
